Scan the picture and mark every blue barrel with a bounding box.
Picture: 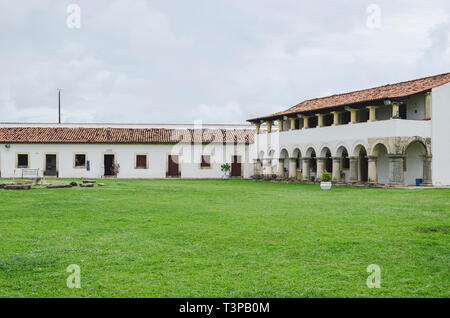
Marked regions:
[415,178,422,186]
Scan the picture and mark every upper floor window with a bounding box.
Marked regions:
[200,155,211,168]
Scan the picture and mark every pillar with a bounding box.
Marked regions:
[332,157,341,182]
[330,111,340,126]
[424,92,431,120]
[253,159,262,177]
[288,157,297,179]
[302,158,310,181]
[289,118,296,130]
[303,116,310,129]
[278,158,285,178]
[316,157,326,182]
[264,159,272,176]
[277,119,283,132]
[387,154,404,185]
[367,156,377,184]
[349,156,358,183]
[366,106,378,122]
[391,103,400,119]
[349,109,358,124]
[266,121,272,133]
[316,114,324,127]
[422,155,432,185]
[255,123,261,134]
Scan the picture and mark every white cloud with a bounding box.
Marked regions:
[0,0,449,123]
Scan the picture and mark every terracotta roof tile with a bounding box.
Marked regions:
[248,72,450,121]
[0,127,254,144]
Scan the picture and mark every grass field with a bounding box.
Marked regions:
[0,178,448,297]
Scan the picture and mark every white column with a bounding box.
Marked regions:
[316,157,326,182]
[332,157,341,182]
[349,156,358,183]
[278,158,284,178]
[368,156,377,184]
[302,158,310,181]
[288,158,297,179]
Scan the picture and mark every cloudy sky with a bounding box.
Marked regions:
[0,0,449,124]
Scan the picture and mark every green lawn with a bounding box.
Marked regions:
[0,179,448,297]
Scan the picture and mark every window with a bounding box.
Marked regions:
[17,153,29,168]
[74,153,87,168]
[135,154,148,169]
[200,155,211,168]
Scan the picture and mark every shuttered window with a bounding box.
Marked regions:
[136,155,147,169]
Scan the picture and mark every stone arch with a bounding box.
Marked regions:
[319,146,333,173]
[403,139,429,186]
[303,146,317,181]
[402,138,429,156]
[335,145,350,182]
[291,148,302,178]
[278,148,290,178]
[292,147,302,158]
[352,143,368,157]
[305,146,317,158]
[372,143,389,184]
[319,145,332,158]
[279,148,289,159]
[370,141,391,156]
[334,145,349,157]
[352,144,369,182]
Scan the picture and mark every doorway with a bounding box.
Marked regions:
[399,104,407,119]
[168,155,179,177]
[44,154,57,177]
[104,154,115,176]
[359,149,368,182]
[231,155,242,177]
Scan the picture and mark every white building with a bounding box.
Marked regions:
[1,73,449,186]
[248,73,450,186]
[0,123,255,179]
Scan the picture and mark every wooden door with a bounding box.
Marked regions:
[45,154,57,176]
[231,155,242,177]
[104,154,115,176]
[168,155,179,177]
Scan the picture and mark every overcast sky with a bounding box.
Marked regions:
[0,0,449,124]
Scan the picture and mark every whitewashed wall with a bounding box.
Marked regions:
[0,143,253,179]
[431,82,450,186]
[255,118,432,159]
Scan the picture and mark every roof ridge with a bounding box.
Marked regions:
[249,72,450,121]
[300,72,450,104]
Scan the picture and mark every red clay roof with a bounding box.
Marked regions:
[248,72,450,121]
[0,127,254,144]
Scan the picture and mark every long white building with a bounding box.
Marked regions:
[1,73,449,186]
[248,73,450,186]
[0,123,254,179]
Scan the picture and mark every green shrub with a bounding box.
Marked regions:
[221,163,231,173]
[322,170,332,182]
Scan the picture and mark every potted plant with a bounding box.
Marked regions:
[320,170,332,190]
[221,163,231,179]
